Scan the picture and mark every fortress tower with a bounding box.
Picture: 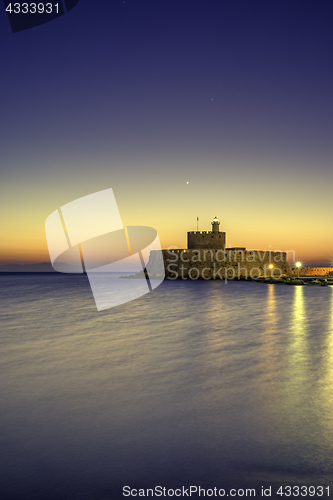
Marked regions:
[187,216,226,250]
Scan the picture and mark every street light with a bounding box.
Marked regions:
[296,261,302,278]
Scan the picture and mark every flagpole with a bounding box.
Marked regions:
[197,217,199,231]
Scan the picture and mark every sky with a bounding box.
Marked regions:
[1,0,333,267]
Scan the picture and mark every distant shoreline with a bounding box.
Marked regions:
[1,263,332,277]
[0,263,137,274]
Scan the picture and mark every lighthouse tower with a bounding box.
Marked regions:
[212,216,220,234]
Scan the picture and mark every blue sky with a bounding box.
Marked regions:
[1,0,333,266]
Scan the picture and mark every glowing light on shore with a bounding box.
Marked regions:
[295,261,303,278]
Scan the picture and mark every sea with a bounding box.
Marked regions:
[1,273,333,500]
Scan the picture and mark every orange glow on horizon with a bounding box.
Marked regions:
[1,174,333,267]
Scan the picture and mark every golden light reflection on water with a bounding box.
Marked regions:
[292,285,305,336]
[283,286,310,418]
[290,285,307,366]
[277,286,333,455]
[267,284,276,320]
[320,286,333,434]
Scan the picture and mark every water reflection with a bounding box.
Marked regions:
[283,286,310,427]
[267,284,276,323]
[292,285,305,336]
[259,284,279,373]
[289,285,307,371]
[321,286,333,435]
[2,277,333,497]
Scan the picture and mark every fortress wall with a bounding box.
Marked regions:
[147,249,292,279]
[292,267,333,276]
[187,231,226,250]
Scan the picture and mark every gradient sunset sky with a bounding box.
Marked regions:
[1,0,333,266]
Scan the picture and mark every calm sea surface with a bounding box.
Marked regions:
[1,274,333,500]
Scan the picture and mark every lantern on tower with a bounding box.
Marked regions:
[211,216,220,234]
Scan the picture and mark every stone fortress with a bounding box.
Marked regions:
[187,217,226,250]
[147,217,292,280]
